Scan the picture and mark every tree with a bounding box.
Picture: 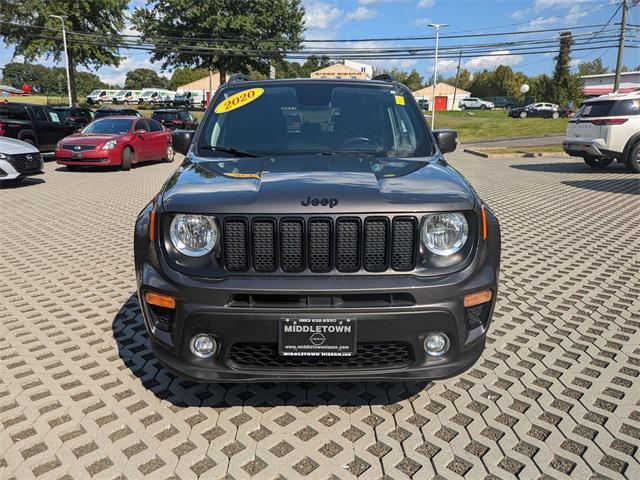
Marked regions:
[170,68,209,90]
[132,0,305,82]
[578,59,608,76]
[550,31,582,106]
[75,71,108,97]
[1,0,127,104]
[125,68,170,89]
[372,67,425,91]
[1,62,52,93]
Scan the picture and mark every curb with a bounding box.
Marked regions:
[463,148,570,160]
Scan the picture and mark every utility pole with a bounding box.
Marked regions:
[428,23,449,128]
[452,51,462,112]
[613,0,628,92]
[49,15,72,106]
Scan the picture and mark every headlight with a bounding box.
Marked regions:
[101,139,118,150]
[170,214,218,257]
[421,213,469,256]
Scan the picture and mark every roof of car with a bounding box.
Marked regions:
[585,90,640,102]
[220,77,402,89]
[93,115,138,120]
[152,109,183,113]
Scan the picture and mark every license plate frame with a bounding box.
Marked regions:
[278,317,356,357]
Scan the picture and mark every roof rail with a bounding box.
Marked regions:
[372,73,395,82]
[228,73,251,83]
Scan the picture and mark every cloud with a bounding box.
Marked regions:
[345,6,378,21]
[304,2,343,30]
[436,59,459,72]
[417,0,435,8]
[463,50,524,70]
[413,17,432,27]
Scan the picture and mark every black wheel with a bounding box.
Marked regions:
[121,147,132,171]
[98,100,103,106]
[551,111,560,120]
[519,111,527,119]
[626,142,640,173]
[22,137,36,147]
[480,104,487,110]
[164,144,175,163]
[460,105,466,110]
[66,165,78,171]
[583,155,613,169]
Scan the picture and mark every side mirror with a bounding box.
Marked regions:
[172,129,194,156]
[433,129,458,154]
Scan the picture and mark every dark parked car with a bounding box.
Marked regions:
[134,77,501,383]
[487,96,518,109]
[151,109,198,130]
[0,102,75,151]
[93,107,142,120]
[50,106,94,129]
[508,102,569,119]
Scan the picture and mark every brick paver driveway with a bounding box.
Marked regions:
[1,154,638,480]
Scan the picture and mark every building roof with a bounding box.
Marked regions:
[178,71,227,91]
[581,70,639,79]
[412,83,471,97]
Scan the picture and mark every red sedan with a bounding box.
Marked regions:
[55,116,174,171]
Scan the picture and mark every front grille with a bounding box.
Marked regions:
[222,215,418,274]
[10,153,42,174]
[62,144,95,152]
[228,342,413,369]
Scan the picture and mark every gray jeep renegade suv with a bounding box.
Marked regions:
[134,76,501,382]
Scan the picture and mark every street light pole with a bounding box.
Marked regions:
[429,23,449,129]
[49,15,72,106]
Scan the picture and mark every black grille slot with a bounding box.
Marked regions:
[228,342,413,369]
[336,218,360,272]
[224,219,249,271]
[62,144,95,152]
[391,217,417,271]
[308,219,332,272]
[280,219,304,272]
[10,153,42,174]
[252,219,276,272]
[363,218,389,272]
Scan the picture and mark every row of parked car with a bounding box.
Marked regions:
[86,88,209,108]
[0,102,199,181]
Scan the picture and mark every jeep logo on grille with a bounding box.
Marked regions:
[301,196,339,208]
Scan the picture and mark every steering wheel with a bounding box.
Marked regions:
[337,137,383,151]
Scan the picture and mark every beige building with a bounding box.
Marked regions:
[177,71,228,92]
[310,63,369,80]
[413,83,471,111]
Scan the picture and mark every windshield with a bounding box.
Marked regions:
[89,89,102,96]
[83,119,132,135]
[142,91,155,98]
[114,90,126,97]
[152,111,178,121]
[52,108,71,120]
[198,83,433,157]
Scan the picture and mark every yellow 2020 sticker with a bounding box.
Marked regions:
[394,95,405,105]
[214,88,264,114]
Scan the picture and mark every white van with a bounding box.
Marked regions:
[139,89,176,106]
[173,89,208,108]
[112,89,144,105]
[86,89,118,105]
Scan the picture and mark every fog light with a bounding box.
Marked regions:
[190,334,217,358]
[424,333,450,357]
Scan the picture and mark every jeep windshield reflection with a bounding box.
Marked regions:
[197,82,434,158]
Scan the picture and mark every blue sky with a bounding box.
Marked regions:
[1,0,637,86]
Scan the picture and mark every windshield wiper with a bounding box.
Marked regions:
[199,146,259,157]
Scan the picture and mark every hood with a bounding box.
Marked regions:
[61,133,126,145]
[0,136,40,155]
[161,154,476,214]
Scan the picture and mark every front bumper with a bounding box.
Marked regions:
[0,157,44,180]
[55,148,120,166]
[134,208,500,383]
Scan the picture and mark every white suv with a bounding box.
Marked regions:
[459,97,494,110]
[563,92,640,172]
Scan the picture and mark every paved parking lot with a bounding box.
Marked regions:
[1,154,638,480]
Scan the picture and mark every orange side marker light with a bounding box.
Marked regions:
[464,290,493,308]
[144,292,176,309]
[481,205,488,241]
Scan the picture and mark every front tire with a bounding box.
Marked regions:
[164,144,175,163]
[552,111,560,119]
[121,147,132,171]
[480,104,487,110]
[519,111,527,119]
[583,155,613,169]
[626,142,640,173]
[460,105,466,110]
